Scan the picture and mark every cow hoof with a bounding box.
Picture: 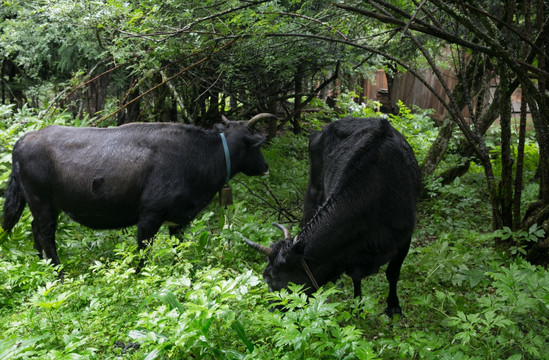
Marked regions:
[385,306,402,318]
[57,269,66,284]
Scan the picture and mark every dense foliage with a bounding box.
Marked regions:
[1,0,548,358]
[1,102,547,359]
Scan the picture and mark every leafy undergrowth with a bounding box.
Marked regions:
[0,105,548,359]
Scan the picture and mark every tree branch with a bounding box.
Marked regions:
[335,3,495,55]
[235,180,300,224]
[91,39,236,126]
[336,2,549,80]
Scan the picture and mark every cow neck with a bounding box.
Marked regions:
[300,257,320,291]
[219,133,231,184]
[299,195,337,242]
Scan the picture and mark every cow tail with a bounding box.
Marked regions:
[2,171,26,232]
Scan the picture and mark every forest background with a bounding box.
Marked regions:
[0,1,548,359]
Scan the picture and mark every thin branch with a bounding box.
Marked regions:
[277,12,348,40]
[400,0,427,41]
[168,1,270,40]
[461,2,548,61]
[427,0,549,79]
[336,3,549,80]
[195,70,224,102]
[116,1,270,42]
[258,32,452,112]
[91,39,236,126]
[59,59,130,105]
[235,180,300,223]
[336,3,495,55]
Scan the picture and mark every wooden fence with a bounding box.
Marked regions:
[362,69,525,121]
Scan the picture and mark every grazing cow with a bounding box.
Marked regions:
[2,113,275,273]
[245,117,422,316]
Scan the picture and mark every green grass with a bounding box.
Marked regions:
[0,104,548,359]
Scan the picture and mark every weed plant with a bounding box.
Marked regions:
[0,103,547,359]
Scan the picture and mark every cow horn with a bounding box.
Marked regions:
[243,237,272,257]
[247,113,276,128]
[273,223,291,240]
[221,115,230,125]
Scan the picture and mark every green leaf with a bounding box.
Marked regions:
[507,354,522,360]
[154,290,185,315]
[198,231,210,250]
[144,349,162,360]
[231,320,254,353]
[0,336,47,358]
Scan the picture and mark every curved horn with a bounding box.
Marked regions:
[273,223,291,240]
[247,113,276,128]
[243,238,272,257]
[221,115,230,125]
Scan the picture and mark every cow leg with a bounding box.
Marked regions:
[168,223,188,258]
[31,222,45,259]
[352,277,362,298]
[29,204,63,279]
[135,214,164,273]
[385,241,411,317]
[168,225,185,246]
[168,225,183,237]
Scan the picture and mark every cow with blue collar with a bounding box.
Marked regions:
[2,113,275,275]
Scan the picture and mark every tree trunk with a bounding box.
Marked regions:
[513,89,527,230]
[385,63,396,114]
[499,65,514,231]
[513,0,531,231]
[438,83,516,184]
[117,82,141,125]
[2,58,25,107]
[421,117,455,177]
[421,52,488,178]
[85,65,112,117]
[291,65,303,134]
[1,60,4,105]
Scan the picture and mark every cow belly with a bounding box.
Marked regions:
[337,231,401,277]
[49,168,145,225]
[65,206,139,229]
[55,189,141,229]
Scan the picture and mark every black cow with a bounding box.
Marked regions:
[2,114,275,273]
[245,117,422,316]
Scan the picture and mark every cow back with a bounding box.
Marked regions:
[300,117,421,264]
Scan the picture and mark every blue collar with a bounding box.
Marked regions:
[219,133,231,184]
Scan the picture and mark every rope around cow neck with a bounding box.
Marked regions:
[219,133,231,184]
[300,257,320,291]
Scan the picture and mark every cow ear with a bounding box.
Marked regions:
[245,133,266,147]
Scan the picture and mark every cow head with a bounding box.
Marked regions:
[214,113,275,177]
[244,224,317,295]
